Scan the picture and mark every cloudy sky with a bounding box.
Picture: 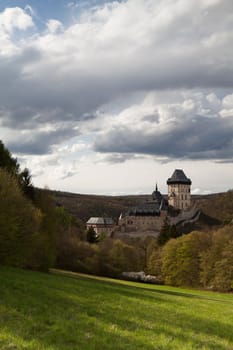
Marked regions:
[0,0,233,195]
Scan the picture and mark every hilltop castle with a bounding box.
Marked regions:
[86,169,194,237]
[118,169,192,233]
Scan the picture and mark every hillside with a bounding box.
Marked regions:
[51,189,150,222]
[196,190,233,223]
[0,267,233,350]
[50,189,233,228]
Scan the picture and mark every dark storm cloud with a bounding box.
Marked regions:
[0,53,126,134]
[0,0,232,125]
[94,115,233,162]
[1,0,233,157]
[103,153,140,164]
[8,126,80,155]
[143,114,159,123]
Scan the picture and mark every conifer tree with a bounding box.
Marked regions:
[86,226,99,243]
[0,140,34,199]
[157,217,171,245]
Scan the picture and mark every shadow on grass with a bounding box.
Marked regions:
[0,268,233,350]
[51,269,233,304]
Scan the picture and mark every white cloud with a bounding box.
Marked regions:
[46,19,63,34]
[220,93,233,117]
[0,7,34,54]
[220,109,233,118]
[222,93,233,109]
[94,90,233,162]
[0,7,34,34]
[24,5,36,17]
[0,0,233,193]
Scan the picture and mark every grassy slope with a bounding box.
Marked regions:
[0,268,233,350]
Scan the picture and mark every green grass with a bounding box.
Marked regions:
[0,267,233,350]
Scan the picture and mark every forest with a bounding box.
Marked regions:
[0,140,233,292]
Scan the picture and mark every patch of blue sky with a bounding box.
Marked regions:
[0,0,124,30]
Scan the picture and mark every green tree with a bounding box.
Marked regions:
[0,140,18,173]
[212,240,233,292]
[30,188,58,271]
[108,239,140,275]
[162,231,210,287]
[133,236,157,271]
[86,226,99,243]
[147,246,164,282]
[169,224,179,239]
[200,226,233,291]
[18,167,34,200]
[0,140,34,199]
[54,206,86,271]
[0,169,41,268]
[161,238,179,285]
[157,217,181,246]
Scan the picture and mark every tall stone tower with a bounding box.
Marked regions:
[167,169,192,210]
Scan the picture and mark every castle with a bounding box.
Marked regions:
[86,169,193,237]
[118,169,192,233]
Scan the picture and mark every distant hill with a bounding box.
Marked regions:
[49,189,233,228]
[51,189,150,223]
[195,190,233,223]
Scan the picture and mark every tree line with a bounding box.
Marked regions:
[0,140,84,271]
[57,219,233,292]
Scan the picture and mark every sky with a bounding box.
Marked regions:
[0,0,233,195]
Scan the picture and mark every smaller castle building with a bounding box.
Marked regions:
[86,217,115,236]
[167,169,192,210]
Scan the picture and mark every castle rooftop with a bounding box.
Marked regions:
[167,169,191,185]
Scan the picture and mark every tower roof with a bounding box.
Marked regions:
[152,184,163,202]
[167,169,191,185]
[120,184,167,218]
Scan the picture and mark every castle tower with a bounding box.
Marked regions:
[167,169,192,210]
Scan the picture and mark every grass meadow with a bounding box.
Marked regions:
[0,267,233,350]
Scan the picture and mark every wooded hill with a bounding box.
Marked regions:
[50,188,233,226]
[51,190,150,222]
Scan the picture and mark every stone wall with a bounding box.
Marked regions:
[118,211,166,233]
[168,183,191,209]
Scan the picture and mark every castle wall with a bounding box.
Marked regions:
[168,183,191,209]
[119,211,166,232]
